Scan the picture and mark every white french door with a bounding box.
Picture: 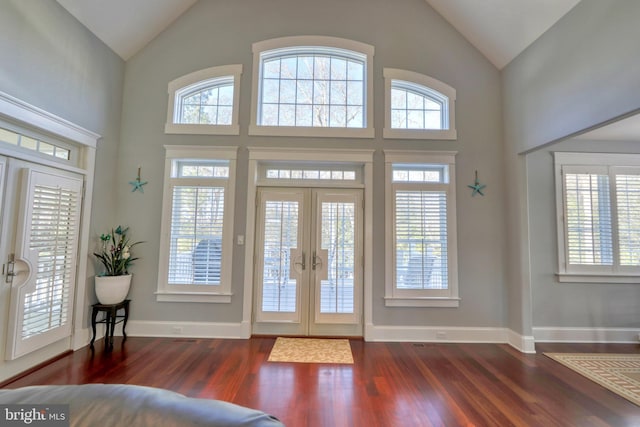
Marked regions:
[0,158,83,360]
[253,187,363,336]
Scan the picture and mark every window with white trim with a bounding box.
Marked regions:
[0,125,76,164]
[385,151,459,307]
[383,68,456,140]
[250,36,375,138]
[165,65,242,135]
[157,146,237,302]
[555,152,640,282]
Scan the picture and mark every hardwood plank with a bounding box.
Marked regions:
[2,338,640,426]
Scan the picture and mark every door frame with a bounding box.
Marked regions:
[243,147,374,339]
[0,91,99,382]
[252,187,364,336]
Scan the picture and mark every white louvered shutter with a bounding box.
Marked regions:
[168,185,225,285]
[615,173,640,266]
[394,190,448,290]
[563,172,613,266]
[7,168,83,360]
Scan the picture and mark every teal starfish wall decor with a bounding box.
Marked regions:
[129,166,148,193]
[468,170,486,196]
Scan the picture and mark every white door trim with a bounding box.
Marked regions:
[243,148,374,338]
[0,91,99,382]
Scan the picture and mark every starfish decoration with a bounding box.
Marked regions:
[468,170,486,196]
[129,166,148,193]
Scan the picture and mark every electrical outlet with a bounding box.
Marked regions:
[172,326,183,335]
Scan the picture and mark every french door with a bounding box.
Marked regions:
[0,157,83,360]
[253,187,363,336]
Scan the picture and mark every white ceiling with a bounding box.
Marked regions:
[424,0,581,69]
[57,0,581,68]
[574,113,640,142]
[56,0,197,61]
[54,0,638,141]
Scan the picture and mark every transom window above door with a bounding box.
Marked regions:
[258,162,363,187]
[250,36,375,138]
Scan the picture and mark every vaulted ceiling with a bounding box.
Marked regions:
[54,0,639,141]
[56,0,581,69]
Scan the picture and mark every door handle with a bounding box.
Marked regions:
[4,253,15,283]
[292,250,306,271]
[296,251,306,270]
[312,250,322,271]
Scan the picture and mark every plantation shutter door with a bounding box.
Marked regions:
[6,168,83,360]
[168,185,225,285]
[395,190,448,291]
[563,171,613,266]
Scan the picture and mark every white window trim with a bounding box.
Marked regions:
[156,145,238,303]
[249,36,375,139]
[165,65,242,135]
[384,150,459,307]
[555,151,640,283]
[383,68,457,140]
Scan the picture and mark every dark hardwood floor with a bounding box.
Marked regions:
[3,338,640,426]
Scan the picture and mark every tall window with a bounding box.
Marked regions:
[555,152,640,282]
[383,68,456,140]
[165,65,242,135]
[157,146,237,302]
[385,151,459,307]
[250,36,375,138]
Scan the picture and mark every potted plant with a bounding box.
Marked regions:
[93,225,142,304]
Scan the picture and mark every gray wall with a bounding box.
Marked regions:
[118,0,507,328]
[527,139,640,329]
[0,0,124,250]
[502,0,640,337]
[503,0,640,154]
[0,0,124,377]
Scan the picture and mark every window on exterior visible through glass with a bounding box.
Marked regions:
[176,77,234,125]
[165,65,242,136]
[391,80,446,130]
[0,126,72,161]
[383,69,456,140]
[259,52,365,128]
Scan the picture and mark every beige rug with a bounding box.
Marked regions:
[545,353,640,406]
[268,337,354,364]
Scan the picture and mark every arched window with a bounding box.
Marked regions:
[165,64,242,135]
[250,36,374,138]
[384,69,456,140]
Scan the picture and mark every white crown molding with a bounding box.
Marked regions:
[0,91,100,147]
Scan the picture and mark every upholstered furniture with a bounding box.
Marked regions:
[0,384,283,427]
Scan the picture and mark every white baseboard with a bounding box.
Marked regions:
[507,329,536,353]
[533,327,640,343]
[366,324,507,343]
[125,320,251,339]
[85,322,640,353]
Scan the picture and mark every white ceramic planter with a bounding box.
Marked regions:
[95,274,132,305]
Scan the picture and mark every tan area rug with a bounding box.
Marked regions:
[545,353,640,406]
[268,337,354,364]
